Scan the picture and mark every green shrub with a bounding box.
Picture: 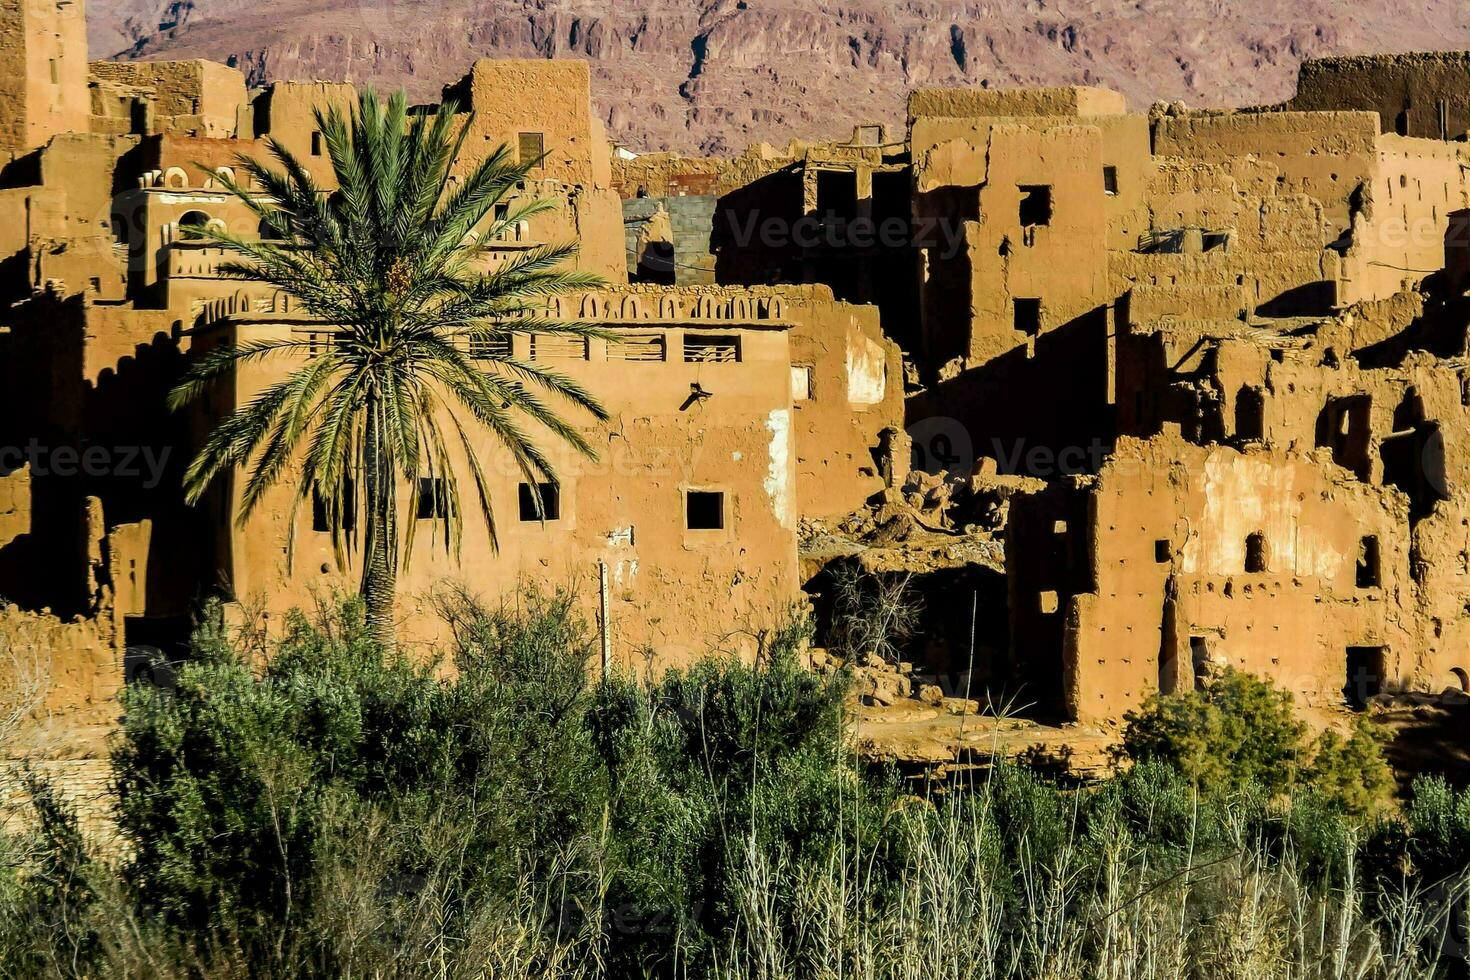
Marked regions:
[1120,668,1395,817]
[3,603,1465,978]
[1307,717,1397,817]
[111,590,607,968]
[1121,668,1307,794]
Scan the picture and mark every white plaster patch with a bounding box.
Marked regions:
[606,526,634,547]
[613,558,638,586]
[732,451,743,461]
[846,335,887,406]
[1185,452,1347,578]
[764,408,794,528]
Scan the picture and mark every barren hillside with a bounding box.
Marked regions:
[89,0,1470,154]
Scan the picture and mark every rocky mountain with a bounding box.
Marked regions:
[89,0,1470,154]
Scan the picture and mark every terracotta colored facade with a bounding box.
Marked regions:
[0,0,901,708]
[6,0,1470,729]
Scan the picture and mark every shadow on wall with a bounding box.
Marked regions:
[1255,280,1338,318]
[87,330,212,619]
[711,166,921,348]
[1354,277,1470,367]
[0,299,207,620]
[906,306,1116,480]
[0,294,89,613]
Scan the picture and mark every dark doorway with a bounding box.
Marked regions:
[1315,394,1372,480]
[1189,635,1210,691]
[1381,422,1447,521]
[1344,646,1385,709]
[815,169,858,221]
[1235,386,1264,442]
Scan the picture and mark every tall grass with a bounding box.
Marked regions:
[0,594,1467,978]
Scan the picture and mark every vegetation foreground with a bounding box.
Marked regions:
[2,594,1470,978]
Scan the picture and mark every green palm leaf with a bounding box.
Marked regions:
[171,87,610,644]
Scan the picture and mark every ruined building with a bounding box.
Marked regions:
[5,0,1470,730]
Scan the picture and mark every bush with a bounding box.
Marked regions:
[1121,668,1307,794]
[111,591,607,971]
[1,604,1464,978]
[1120,668,1395,816]
[586,616,893,974]
[1307,717,1397,817]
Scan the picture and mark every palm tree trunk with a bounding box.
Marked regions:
[361,392,397,645]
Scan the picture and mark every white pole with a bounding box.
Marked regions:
[598,560,611,681]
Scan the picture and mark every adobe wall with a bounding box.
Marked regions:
[200,300,804,667]
[447,60,609,190]
[1109,158,1337,321]
[88,60,246,138]
[1288,53,1470,141]
[248,80,359,180]
[1152,110,1379,233]
[0,0,89,157]
[1339,136,1470,304]
[909,106,1150,375]
[908,86,1128,120]
[1010,435,1415,723]
[612,144,799,200]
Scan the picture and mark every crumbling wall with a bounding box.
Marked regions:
[1339,135,1470,304]
[1012,435,1416,723]
[1288,53,1470,141]
[88,60,246,138]
[1152,111,1378,233]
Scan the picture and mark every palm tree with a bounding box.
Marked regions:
[169,90,610,644]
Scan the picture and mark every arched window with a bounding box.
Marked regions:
[178,210,211,240]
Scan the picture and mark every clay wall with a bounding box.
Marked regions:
[908,86,1128,120]
[88,60,246,138]
[248,81,359,184]
[1009,435,1415,723]
[1152,111,1378,234]
[199,297,804,667]
[0,0,89,157]
[1340,136,1470,304]
[1288,53,1470,141]
[909,105,1149,372]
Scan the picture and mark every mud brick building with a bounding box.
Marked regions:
[6,0,1470,727]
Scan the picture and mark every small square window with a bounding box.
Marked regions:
[686,490,725,530]
[518,132,545,168]
[1013,298,1042,336]
[518,482,560,522]
[1018,185,1052,227]
[1154,540,1170,563]
[417,477,449,520]
[1103,166,1119,195]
